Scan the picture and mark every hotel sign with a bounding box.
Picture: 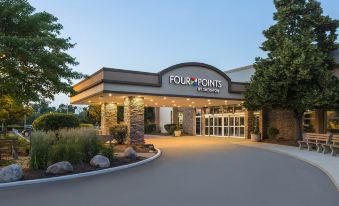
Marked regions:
[169,75,222,93]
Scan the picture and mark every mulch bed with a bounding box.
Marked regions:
[21,156,146,181]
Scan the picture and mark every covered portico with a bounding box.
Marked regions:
[70,62,247,143]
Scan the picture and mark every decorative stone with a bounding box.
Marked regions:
[46,161,73,175]
[101,103,118,135]
[123,146,138,160]
[124,96,144,144]
[90,155,110,168]
[0,164,23,183]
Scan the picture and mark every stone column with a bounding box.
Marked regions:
[100,103,117,135]
[178,107,195,135]
[245,109,254,139]
[124,96,144,144]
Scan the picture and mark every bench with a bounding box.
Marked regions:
[323,135,339,156]
[298,133,330,152]
[0,138,18,160]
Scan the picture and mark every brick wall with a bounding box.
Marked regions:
[265,110,296,140]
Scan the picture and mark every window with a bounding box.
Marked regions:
[303,110,316,132]
[326,110,339,134]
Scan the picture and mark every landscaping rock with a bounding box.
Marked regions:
[90,155,110,168]
[0,164,23,183]
[123,146,138,160]
[46,161,73,175]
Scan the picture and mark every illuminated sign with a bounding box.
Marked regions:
[169,75,222,93]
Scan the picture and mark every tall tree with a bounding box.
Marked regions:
[244,0,339,141]
[0,0,83,103]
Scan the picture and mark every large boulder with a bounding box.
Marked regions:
[46,161,73,175]
[0,164,23,183]
[123,146,138,160]
[90,155,110,168]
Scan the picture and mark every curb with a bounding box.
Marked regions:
[0,148,161,189]
[233,143,339,191]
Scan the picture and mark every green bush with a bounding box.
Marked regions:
[252,126,260,135]
[17,137,30,156]
[109,124,128,144]
[164,124,176,135]
[32,113,80,131]
[268,127,279,139]
[29,128,100,170]
[101,145,115,162]
[7,124,24,131]
[144,124,156,134]
[80,124,94,128]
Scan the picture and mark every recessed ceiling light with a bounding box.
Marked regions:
[192,102,195,104]
[171,100,175,103]
[163,97,167,100]
[150,99,153,102]
[208,102,211,104]
[88,100,91,103]
[207,99,211,102]
[186,98,190,101]
[99,102,102,104]
[108,93,112,96]
[155,103,158,105]
[162,105,165,107]
[204,105,207,107]
[189,105,192,107]
[173,104,176,106]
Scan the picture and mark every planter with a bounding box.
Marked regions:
[251,133,261,142]
[174,130,181,137]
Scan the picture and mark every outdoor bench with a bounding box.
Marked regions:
[322,135,339,156]
[0,138,18,160]
[298,133,330,152]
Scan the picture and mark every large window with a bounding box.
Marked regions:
[303,110,316,132]
[326,110,339,134]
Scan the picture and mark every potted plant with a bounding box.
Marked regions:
[174,123,182,137]
[251,126,261,142]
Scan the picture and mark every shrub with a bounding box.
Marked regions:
[144,124,156,134]
[29,131,54,170]
[32,113,80,131]
[101,145,115,162]
[109,124,128,144]
[17,137,30,156]
[268,127,279,139]
[164,124,176,135]
[80,124,94,128]
[29,128,100,169]
[252,126,260,135]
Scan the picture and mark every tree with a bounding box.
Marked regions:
[86,105,101,124]
[56,104,77,114]
[0,0,84,103]
[0,95,33,133]
[244,0,339,141]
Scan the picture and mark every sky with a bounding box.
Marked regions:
[27,0,339,107]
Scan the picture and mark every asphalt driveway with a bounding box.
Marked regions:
[0,136,338,206]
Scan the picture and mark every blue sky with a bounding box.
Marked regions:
[27,0,339,106]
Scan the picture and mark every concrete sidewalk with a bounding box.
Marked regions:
[234,141,339,190]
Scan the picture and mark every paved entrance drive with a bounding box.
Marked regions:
[0,136,338,206]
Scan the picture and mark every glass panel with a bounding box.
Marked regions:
[214,127,218,135]
[213,107,221,114]
[303,110,316,132]
[218,117,222,126]
[209,117,213,126]
[327,110,339,134]
[240,127,245,137]
[234,105,245,113]
[209,126,213,135]
[196,117,201,135]
[235,127,240,137]
[229,117,234,126]
[218,127,222,136]
[240,117,244,126]
[230,127,234,136]
[196,108,202,116]
[235,117,239,126]
[224,127,228,136]
[224,117,228,126]
[205,127,209,135]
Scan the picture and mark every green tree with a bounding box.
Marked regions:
[0,95,33,133]
[86,105,101,124]
[56,104,77,114]
[0,0,83,103]
[244,0,339,141]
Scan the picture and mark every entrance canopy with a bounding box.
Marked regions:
[70,62,247,106]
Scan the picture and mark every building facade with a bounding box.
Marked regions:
[70,50,339,142]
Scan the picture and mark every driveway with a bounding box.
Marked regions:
[0,136,338,206]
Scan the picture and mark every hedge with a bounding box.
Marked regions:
[109,124,128,144]
[145,123,156,134]
[32,113,80,131]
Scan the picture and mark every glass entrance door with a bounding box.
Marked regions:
[195,116,201,136]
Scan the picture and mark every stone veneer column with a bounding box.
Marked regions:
[124,96,144,144]
[178,107,195,135]
[100,103,117,135]
[245,110,254,139]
